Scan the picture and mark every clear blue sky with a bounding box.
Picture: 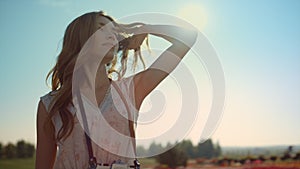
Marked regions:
[0,0,299,147]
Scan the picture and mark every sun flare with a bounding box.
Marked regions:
[178,3,207,31]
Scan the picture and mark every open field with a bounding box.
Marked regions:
[0,158,300,169]
[0,158,156,169]
[0,158,34,169]
[1,158,300,169]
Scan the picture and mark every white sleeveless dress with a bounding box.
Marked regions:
[40,77,138,168]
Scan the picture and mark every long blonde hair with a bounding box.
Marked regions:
[46,11,147,141]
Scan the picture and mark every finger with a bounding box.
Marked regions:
[120,22,145,28]
[118,23,146,34]
[127,34,148,49]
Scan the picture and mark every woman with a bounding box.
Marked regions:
[36,11,197,169]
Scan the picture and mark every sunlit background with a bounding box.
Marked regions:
[0,0,299,148]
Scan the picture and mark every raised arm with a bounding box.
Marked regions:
[133,25,197,109]
[35,101,57,169]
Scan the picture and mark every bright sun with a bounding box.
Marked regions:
[178,3,207,31]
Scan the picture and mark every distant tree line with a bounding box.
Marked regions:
[0,140,35,159]
[137,139,221,168]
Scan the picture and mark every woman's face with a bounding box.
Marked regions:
[94,15,119,63]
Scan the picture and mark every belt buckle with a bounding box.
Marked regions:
[96,165,110,169]
[111,163,129,169]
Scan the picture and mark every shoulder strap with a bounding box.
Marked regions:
[76,91,97,168]
[111,82,137,156]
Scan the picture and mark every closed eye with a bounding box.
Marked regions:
[98,22,118,35]
[97,23,105,30]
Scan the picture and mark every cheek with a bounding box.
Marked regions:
[114,43,119,51]
[94,31,106,43]
[112,34,119,44]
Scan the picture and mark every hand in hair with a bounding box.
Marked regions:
[117,23,148,50]
[126,33,148,50]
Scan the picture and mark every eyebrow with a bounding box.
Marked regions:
[98,22,115,28]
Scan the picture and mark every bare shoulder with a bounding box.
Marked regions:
[35,99,57,169]
[36,97,55,134]
[37,100,48,121]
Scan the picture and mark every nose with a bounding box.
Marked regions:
[105,31,116,42]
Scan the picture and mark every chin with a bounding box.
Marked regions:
[101,47,116,63]
[102,54,114,63]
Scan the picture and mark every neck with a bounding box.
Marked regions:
[95,63,111,92]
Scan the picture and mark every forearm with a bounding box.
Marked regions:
[142,24,197,47]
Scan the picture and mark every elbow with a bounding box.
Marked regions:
[186,30,198,47]
[180,31,197,51]
[177,29,197,49]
